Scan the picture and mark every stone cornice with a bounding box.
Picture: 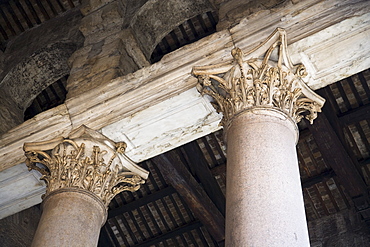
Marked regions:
[192,28,325,127]
[0,0,369,219]
[23,125,149,207]
[0,0,369,173]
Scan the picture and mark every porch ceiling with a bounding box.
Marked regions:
[99,69,370,246]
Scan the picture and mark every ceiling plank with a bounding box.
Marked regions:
[0,6,16,35]
[338,104,370,125]
[307,112,367,197]
[24,0,41,24]
[5,2,24,32]
[34,0,50,20]
[135,221,202,247]
[152,152,225,242]
[108,186,176,219]
[98,226,116,247]
[14,0,33,28]
[211,163,226,177]
[301,169,336,189]
[307,94,369,218]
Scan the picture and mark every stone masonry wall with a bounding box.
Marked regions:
[0,10,83,136]
[212,0,302,30]
[66,0,150,98]
[66,0,215,98]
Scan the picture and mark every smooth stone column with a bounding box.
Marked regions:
[193,28,324,246]
[225,108,309,246]
[31,189,106,247]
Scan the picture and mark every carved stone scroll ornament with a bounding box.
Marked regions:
[192,28,325,127]
[23,125,149,207]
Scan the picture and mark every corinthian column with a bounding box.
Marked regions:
[23,125,149,247]
[193,28,325,247]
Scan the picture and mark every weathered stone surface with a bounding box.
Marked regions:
[102,88,222,162]
[67,44,92,69]
[66,37,143,98]
[119,29,150,68]
[0,50,3,74]
[67,0,149,98]
[288,12,370,89]
[80,0,117,16]
[3,43,78,109]
[230,0,370,89]
[79,1,125,37]
[0,9,83,83]
[0,92,23,136]
[0,104,72,172]
[66,29,232,130]
[0,163,44,219]
[217,0,289,30]
[130,0,215,58]
[0,9,83,135]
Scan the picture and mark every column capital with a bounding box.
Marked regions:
[23,125,149,207]
[192,28,325,128]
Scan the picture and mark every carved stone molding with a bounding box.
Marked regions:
[192,28,325,127]
[23,125,149,207]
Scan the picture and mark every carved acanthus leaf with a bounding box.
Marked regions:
[192,28,325,127]
[23,125,149,207]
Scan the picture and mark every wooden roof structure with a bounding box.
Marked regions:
[0,0,369,245]
[96,69,370,246]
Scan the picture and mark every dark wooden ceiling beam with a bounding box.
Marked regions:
[135,221,202,247]
[45,0,58,16]
[35,0,50,20]
[183,141,226,216]
[211,163,226,177]
[358,70,370,97]
[338,103,370,125]
[301,169,336,189]
[5,2,25,32]
[179,24,190,42]
[347,77,364,105]
[66,0,74,8]
[24,0,41,24]
[108,186,176,219]
[0,6,16,35]
[54,0,66,12]
[308,90,369,214]
[318,88,365,172]
[307,112,367,197]
[152,152,225,242]
[15,0,33,28]
[0,23,8,40]
[100,224,120,247]
[360,158,370,166]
